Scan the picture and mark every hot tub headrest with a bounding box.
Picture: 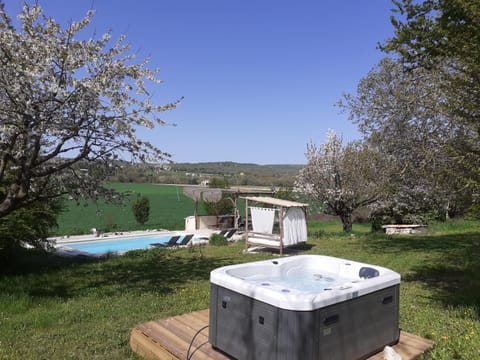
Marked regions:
[359,267,380,279]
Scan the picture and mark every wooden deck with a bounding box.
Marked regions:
[130,310,434,360]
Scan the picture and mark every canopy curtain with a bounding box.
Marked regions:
[282,207,307,246]
[250,207,276,234]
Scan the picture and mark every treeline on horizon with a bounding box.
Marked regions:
[109,161,303,187]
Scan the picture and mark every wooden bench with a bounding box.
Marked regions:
[382,224,427,235]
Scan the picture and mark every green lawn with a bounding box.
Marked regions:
[55,183,197,235]
[1,220,479,359]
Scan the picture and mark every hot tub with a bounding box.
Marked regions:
[209,255,400,360]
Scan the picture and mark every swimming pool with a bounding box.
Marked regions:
[61,234,186,255]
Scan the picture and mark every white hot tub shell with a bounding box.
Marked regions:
[209,255,401,360]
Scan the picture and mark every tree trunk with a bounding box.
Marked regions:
[340,213,353,232]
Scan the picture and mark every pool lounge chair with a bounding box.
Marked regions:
[178,234,194,246]
[150,235,180,248]
[224,229,236,240]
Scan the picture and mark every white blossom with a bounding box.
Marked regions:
[0,4,181,217]
[295,130,382,231]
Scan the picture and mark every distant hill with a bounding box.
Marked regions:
[172,161,303,177]
[170,162,303,187]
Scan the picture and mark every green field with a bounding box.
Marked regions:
[55,183,199,235]
[1,220,479,359]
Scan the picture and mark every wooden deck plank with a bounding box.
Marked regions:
[163,317,231,360]
[367,332,434,360]
[158,318,212,360]
[394,332,435,360]
[131,310,433,360]
[138,312,230,360]
[131,327,179,360]
[174,311,210,331]
[138,321,191,358]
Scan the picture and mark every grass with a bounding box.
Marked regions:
[1,220,479,359]
[54,183,248,235]
[55,183,197,235]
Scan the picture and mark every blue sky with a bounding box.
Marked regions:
[6,1,396,164]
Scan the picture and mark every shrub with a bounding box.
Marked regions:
[208,177,229,189]
[0,198,63,250]
[203,195,234,216]
[209,233,228,246]
[132,196,150,225]
[465,201,480,220]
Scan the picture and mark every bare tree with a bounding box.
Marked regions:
[0,3,181,219]
[295,131,382,232]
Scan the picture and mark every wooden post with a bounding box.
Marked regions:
[233,194,239,230]
[244,198,249,252]
[194,200,199,230]
[279,206,284,256]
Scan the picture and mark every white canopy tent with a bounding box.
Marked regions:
[242,196,308,255]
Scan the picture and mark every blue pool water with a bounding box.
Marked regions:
[64,234,178,255]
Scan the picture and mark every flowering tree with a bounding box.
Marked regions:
[380,0,480,217]
[295,131,382,232]
[341,58,470,221]
[0,3,180,219]
[382,0,480,126]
